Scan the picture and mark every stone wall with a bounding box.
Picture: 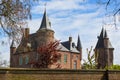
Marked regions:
[0,68,120,80]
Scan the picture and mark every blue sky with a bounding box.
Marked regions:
[0,0,120,64]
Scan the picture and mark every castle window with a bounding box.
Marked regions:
[64,54,67,63]
[19,56,23,65]
[36,53,39,61]
[25,56,29,64]
[76,55,79,60]
[58,56,61,63]
[74,61,77,69]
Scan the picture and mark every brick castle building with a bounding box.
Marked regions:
[10,10,82,69]
[10,9,114,69]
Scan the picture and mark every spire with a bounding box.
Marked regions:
[38,9,52,30]
[99,27,104,38]
[77,35,82,51]
[95,27,113,48]
[104,29,108,38]
[10,40,16,48]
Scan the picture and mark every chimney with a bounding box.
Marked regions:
[10,40,16,54]
[10,47,16,54]
[10,41,16,67]
[24,28,29,38]
[69,36,72,42]
[69,36,72,51]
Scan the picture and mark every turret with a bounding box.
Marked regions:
[77,35,82,60]
[10,40,16,54]
[24,28,29,39]
[95,27,114,69]
[10,40,16,67]
[36,9,54,46]
[104,30,109,48]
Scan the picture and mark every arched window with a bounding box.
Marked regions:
[25,56,29,64]
[19,56,23,65]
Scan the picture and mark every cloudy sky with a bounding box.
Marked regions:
[0,0,120,64]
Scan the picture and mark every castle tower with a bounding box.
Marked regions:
[36,9,54,46]
[94,27,114,69]
[10,40,16,67]
[77,35,82,60]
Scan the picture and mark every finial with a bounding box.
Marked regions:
[44,2,47,11]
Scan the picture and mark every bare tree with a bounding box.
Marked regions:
[97,0,120,28]
[82,46,97,69]
[0,0,38,43]
[0,52,9,67]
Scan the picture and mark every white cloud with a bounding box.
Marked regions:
[31,0,99,15]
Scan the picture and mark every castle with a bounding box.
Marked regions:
[10,9,114,69]
[10,10,82,69]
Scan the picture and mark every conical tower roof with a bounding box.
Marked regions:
[77,35,82,51]
[38,9,52,31]
[95,27,113,48]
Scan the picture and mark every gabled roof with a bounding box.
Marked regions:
[38,9,52,30]
[95,27,113,49]
[61,41,80,53]
[57,43,69,52]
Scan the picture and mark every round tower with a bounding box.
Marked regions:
[37,29,54,46]
[36,9,55,46]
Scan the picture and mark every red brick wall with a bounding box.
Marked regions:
[0,69,120,80]
[51,51,81,69]
[12,50,81,69]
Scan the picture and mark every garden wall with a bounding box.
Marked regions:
[0,68,120,80]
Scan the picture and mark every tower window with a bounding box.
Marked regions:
[25,56,29,64]
[19,56,23,65]
[76,55,79,60]
[64,54,67,63]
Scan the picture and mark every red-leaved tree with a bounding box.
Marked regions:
[30,41,61,68]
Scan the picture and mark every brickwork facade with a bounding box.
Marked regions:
[10,10,82,69]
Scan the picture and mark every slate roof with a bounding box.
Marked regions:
[57,43,69,52]
[15,10,80,54]
[77,35,82,51]
[95,27,113,49]
[38,9,52,30]
[61,41,80,53]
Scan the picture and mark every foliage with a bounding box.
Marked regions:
[106,65,120,70]
[30,41,61,68]
[82,46,97,69]
[0,0,38,42]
